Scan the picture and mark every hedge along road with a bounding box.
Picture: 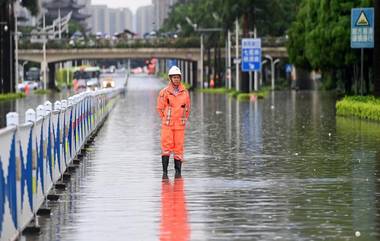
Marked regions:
[20,75,380,241]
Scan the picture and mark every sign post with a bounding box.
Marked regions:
[242,38,261,91]
[351,8,375,95]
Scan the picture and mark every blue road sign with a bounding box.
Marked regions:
[166,59,177,70]
[351,8,374,48]
[285,64,293,73]
[242,38,261,72]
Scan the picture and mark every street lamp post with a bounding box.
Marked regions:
[265,54,280,90]
[30,11,72,90]
[185,17,222,89]
[261,59,268,87]
[200,33,204,88]
[227,29,232,89]
[235,18,239,92]
[14,2,20,91]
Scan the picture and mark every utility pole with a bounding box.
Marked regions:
[227,30,232,89]
[200,34,204,88]
[42,12,47,90]
[14,1,19,89]
[235,18,240,92]
[374,1,380,96]
[58,8,62,39]
[253,25,258,91]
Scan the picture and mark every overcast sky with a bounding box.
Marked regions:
[91,0,152,13]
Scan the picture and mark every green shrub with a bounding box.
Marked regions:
[0,92,25,101]
[182,82,192,90]
[56,68,74,88]
[198,88,228,94]
[336,96,380,121]
[33,89,50,95]
[198,87,269,101]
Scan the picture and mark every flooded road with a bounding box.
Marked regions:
[0,90,73,127]
[21,75,380,241]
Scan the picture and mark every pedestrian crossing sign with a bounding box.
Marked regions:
[351,8,374,48]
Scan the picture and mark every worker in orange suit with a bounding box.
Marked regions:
[157,66,191,177]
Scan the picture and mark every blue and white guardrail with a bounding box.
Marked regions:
[0,87,123,241]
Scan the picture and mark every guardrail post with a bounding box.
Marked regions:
[6,112,19,126]
[44,101,52,114]
[25,109,36,123]
[54,101,61,111]
[36,105,45,119]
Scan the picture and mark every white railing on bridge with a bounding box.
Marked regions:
[0,87,124,241]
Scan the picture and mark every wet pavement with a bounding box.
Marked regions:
[19,75,380,241]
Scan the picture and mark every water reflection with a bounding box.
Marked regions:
[160,177,190,241]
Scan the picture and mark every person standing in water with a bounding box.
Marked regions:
[157,66,191,178]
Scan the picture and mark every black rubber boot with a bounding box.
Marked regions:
[162,156,169,178]
[174,159,182,178]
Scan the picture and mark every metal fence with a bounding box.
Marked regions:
[0,87,123,241]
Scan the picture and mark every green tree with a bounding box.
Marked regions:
[21,0,39,15]
[162,0,299,37]
[288,0,373,90]
[0,0,39,15]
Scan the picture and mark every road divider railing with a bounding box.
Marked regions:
[0,87,123,241]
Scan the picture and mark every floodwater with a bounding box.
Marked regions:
[0,90,73,128]
[19,75,380,241]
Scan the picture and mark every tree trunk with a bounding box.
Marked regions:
[373,0,380,96]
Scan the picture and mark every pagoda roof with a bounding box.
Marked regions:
[72,11,91,21]
[43,0,83,10]
[46,9,90,21]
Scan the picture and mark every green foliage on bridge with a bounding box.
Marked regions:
[336,95,380,121]
[19,37,201,49]
[19,36,287,50]
[288,0,373,91]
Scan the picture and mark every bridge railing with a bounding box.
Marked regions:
[19,36,287,50]
[0,87,124,241]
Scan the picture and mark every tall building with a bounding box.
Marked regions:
[116,8,133,33]
[152,0,178,30]
[136,5,154,36]
[87,5,109,34]
[88,5,133,35]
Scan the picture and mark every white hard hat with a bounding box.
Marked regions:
[168,66,182,76]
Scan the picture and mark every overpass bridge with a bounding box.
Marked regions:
[19,47,288,88]
[18,47,288,64]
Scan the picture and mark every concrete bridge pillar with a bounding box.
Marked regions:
[197,59,202,88]
[189,61,193,88]
[161,59,165,73]
[181,60,185,82]
[185,61,189,85]
[48,62,56,90]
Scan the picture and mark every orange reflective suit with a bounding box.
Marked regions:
[157,83,190,161]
